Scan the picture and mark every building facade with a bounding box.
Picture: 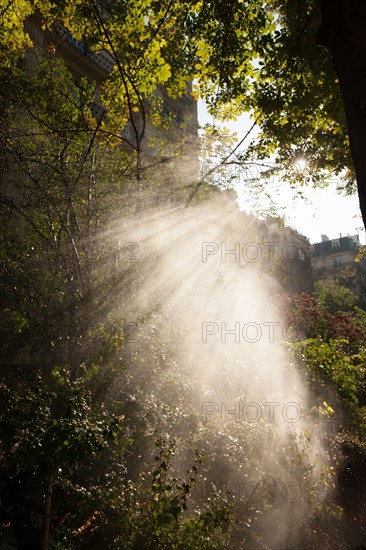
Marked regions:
[24,15,198,153]
[311,234,362,278]
[311,234,366,307]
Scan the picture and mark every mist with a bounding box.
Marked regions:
[104,187,342,549]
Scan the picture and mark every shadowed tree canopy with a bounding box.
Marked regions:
[0,0,365,226]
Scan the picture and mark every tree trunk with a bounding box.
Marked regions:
[317,0,366,229]
[41,475,54,550]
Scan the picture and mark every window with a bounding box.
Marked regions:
[298,248,305,261]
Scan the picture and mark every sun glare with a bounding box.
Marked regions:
[295,158,307,171]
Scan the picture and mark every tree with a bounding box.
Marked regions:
[0,55,132,372]
[227,0,366,229]
[0,373,121,550]
[317,0,366,227]
[196,0,366,229]
[284,285,365,342]
[3,2,366,547]
[314,279,358,314]
[2,0,364,224]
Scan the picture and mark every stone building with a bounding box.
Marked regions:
[311,234,362,277]
[311,234,366,307]
[24,14,198,157]
[258,219,313,293]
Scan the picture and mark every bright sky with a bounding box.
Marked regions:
[197,100,366,245]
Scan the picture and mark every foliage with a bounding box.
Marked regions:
[294,338,365,411]
[119,439,232,550]
[1,2,366,548]
[285,282,366,548]
[0,0,363,200]
[0,55,135,372]
[0,0,362,202]
[25,434,232,549]
[248,1,352,187]
[0,39,233,549]
[284,292,324,338]
[285,286,366,421]
[284,285,365,344]
[0,372,121,549]
[315,279,358,314]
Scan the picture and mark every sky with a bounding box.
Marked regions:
[262,184,365,245]
[197,100,365,246]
